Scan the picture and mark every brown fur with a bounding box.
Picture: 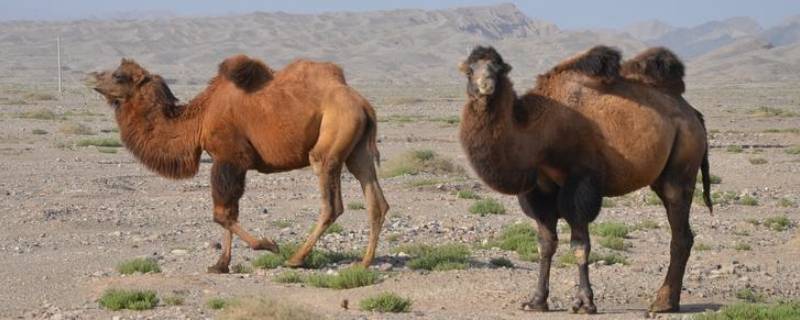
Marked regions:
[89,57,389,272]
[459,46,711,314]
[539,45,621,88]
[621,47,686,95]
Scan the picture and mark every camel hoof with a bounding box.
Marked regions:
[207,265,229,274]
[284,259,304,268]
[649,300,679,313]
[570,299,597,314]
[253,239,279,253]
[521,301,549,312]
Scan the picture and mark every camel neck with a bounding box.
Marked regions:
[115,84,205,179]
[459,76,536,195]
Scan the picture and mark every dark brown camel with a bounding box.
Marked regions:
[458,46,711,314]
[87,55,389,273]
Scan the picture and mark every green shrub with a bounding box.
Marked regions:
[737,195,759,206]
[347,201,365,210]
[764,216,791,231]
[735,242,752,251]
[694,243,712,251]
[360,292,412,313]
[694,301,800,320]
[736,288,767,303]
[252,243,357,270]
[786,146,800,155]
[396,244,471,271]
[381,149,463,177]
[59,122,95,135]
[217,297,320,320]
[18,109,58,120]
[645,191,663,205]
[489,257,514,268]
[750,106,798,118]
[637,219,660,230]
[590,222,630,238]
[727,145,744,153]
[231,263,252,274]
[599,237,626,251]
[456,190,480,199]
[778,198,797,208]
[116,258,161,275]
[99,289,159,311]
[207,298,228,310]
[274,271,305,284]
[77,137,122,147]
[163,295,184,306]
[749,157,768,165]
[469,198,506,216]
[31,129,48,135]
[306,266,379,289]
[488,223,538,261]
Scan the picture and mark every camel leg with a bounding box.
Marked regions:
[346,142,389,267]
[649,175,695,313]
[518,188,558,312]
[558,175,602,314]
[207,163,278,274]
[286,155,345,267]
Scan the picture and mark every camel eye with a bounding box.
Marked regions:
[113,73,128,83]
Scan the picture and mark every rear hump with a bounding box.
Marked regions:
[621,47,685,95]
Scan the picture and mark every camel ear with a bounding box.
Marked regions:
[134,73,151,87]
[501,63,512,74]
[458,61,470,75]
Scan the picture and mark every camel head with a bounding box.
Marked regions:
[459,46,512,99]
[86,59,175,111]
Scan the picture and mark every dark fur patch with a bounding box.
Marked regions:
[211,163,246,206]
[151,76,181,118]
[621,47,685,95]
[464,46,512,74]
[557,176,602,225]
[550,46,621,85]
[218,55,273,93]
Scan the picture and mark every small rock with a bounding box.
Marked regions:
[171,249,188,255]
[378,263,393,272]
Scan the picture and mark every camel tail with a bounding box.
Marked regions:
[218,54,274,93]
[621,47,685,95]
[363,103,381,167]
[696,110,713,214]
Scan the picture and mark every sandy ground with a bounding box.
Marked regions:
[0,83,798,319]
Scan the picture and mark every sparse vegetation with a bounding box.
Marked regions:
[727,145,744,153]
[699,173,722,184]
[406,178,445,188]
[271,219,293,228]
[31,129,48,135]
[17,109,58,120]
[116,258,161,275]
[637,219,660,230]
[306,266,379,289]
[750,106,798,118]
[764,216,791,231]
[737,194,759,206]
[59,122,95,135]
[735,288,767,303]
[484,222,538,261]
[599,237,627,251]
[231,263,253,274]
[778,198,797,208]
[469,198,506,216]
[749,157,768,165]
[274,271,304,284]
[734,242,752,251]
[694,301,800,320]
[786,146,800,155]
[360,292,412,313]
[489,257,514,268]
[381,149,463,178]
[217,297,320,320]
[456,189,480,199]
[24,92,56,101]
[694,243,712,251]
[252,243,359,269]
[207,297,228,310]
[558,252,628,267]
[77,137,123,148]
[347,201,365,210]
[590,222,630,238]
[99,289,159,311]
[645,191,663,205]
[601,198,616,208]
[395,243,471,271]
[97,147,118,154]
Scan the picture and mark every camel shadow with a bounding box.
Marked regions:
[597,303,723,316]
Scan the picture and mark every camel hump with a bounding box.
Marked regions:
[550,45,621,85]
[218,54,274,93]
[621,47,685,95]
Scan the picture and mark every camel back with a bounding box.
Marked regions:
[621,47,685,95]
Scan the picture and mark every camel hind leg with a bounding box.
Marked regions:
[346,139,389,267]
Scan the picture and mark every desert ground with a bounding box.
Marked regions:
[0,79,798,319]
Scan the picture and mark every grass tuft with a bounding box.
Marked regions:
[395,243,471,271]
[694,243,712,251]
[748,157,768,165]
[456,189,480,199]
[360,292,412,313]
[764,216,791,232]
[735,288,767,303]
[17,109,58,120]
[347,201,365,210]
[727,145,744,153]
[306,266,379,289]
[734,242,752,251]
[469,198,506,216]
[778,198,797,208]
[207,298,228,310]
[590,222,630,238]
[31,129,48,135]
[381,149,463,178]
[750,106,798,118]
[488,223,539,261]
[736,194,759,206]
[599,237,627,251]
[252,243,359,269]
[59,122,95,135]
[116,258,161,275]
[274,271,305,284]
[99,289,158,311]
[786,146,800,155]
[694,301,800,320]
[77,137,122,148]
[163,295,184,306]
[489,257,514,268]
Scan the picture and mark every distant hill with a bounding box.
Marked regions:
[1,4,798,89]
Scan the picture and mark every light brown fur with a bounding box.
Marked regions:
[459,46,710,314]
[88,56,389,272]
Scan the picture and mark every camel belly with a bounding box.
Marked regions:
[586,100,677,196]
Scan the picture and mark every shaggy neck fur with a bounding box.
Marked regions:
[115,79,205,179]
[459,75,538,194]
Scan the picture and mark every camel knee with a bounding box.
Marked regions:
[538,238,557,259]
[213,206,237,228]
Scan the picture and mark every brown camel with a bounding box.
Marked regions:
[87,55,389,273]
[458,46,711,314]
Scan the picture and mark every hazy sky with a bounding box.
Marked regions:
[1,0,799,29]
